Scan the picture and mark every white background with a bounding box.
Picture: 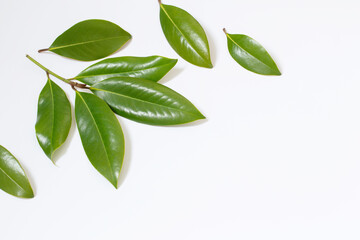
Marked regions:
[0,0,360,239]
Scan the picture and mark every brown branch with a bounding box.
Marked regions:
[38,48,49,53]
[69,81,90,90]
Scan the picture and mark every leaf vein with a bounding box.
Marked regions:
[227,34,275,71]
[77,93,116,184]
[160,5,208,63]
[50,36,128,51]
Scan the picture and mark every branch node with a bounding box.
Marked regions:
[69,81,90,90]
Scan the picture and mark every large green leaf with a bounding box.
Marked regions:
[0,146,34,198]
[75,92,124,188]
[91,77,205,126]
[159,2,212,68]
[75,56,178,85]
[35,78,72,162]
[40,19,131,61]
[224,29,281,76]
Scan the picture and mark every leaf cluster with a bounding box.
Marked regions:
[1,0,281,198]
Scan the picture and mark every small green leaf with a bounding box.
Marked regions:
[75,56,178,85]
[40,19,131,61]
[224,29,281,75]
[75,92,124,188]
[35,78,72,162]
[91,77,205,126]
[0,146,34,198]
[159,2,212,68]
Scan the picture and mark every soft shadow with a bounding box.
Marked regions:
[14,154,37,198]
[51,101,77,165]
[117,117,132,188]
[158,67,184,84]
[205,28,218,67]
[268,50,283,76]
[148,118,208,129]
[167,118,208,128]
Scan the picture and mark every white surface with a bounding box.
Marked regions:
[1,0,360,239]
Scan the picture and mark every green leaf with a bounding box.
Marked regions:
[75,92,124,188]
[91,77,205,126]
[75,56,178,86]
[0,146,34,198]
[40,19,131,61]
[35,78,72,162]
[224,29,281,76]
[159,2,212,68]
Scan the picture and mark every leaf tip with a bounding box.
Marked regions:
[158,0,162,4]
[17,187,35,199]
[24,191,35,199]
[271,68,282,76]
[196,111,206,120]
[111,180,119,189]
[223,28,228,35]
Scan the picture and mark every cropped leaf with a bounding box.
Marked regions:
[224,29,281,75]
[0,146,34,198]
[75,56,178,85]
[91,77,205,126]
[159,2,212,68]
[75,92,124,188]
[40,19,131,61]
[36,78,72,162]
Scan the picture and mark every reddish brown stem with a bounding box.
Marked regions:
[38,48,49,53]
[69,81,90,90]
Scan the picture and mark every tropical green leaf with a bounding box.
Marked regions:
[75,92,124,188]
[159,2,212,68]
[224,29,281,75]
[39,19,131,61]
[35,78,71,162]
[90,77,205,126]
[0,146,34,198]
[75,56,178,85]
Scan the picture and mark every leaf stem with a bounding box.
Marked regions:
[158,0,162,4]
[223,28,228,35]
[26,54,70,84]
[38,48,49,53]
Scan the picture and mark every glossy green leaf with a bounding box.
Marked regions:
[0,146,34,198]
[75,92,124,188]
[91,77,205,126]
[35,78,72,162]
[75,56,178,85]
[159,2,212,68]
[224,29,281,75]
[40,19,131,61]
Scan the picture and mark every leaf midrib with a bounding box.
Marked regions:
[91,86,201,118]
[77,93,116,184]
[76,62,176,80]
[0,164,26,192]
[48,79,55,158]
[227,34,275,71]
[160,4,208,63]
[50,36,128,51]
